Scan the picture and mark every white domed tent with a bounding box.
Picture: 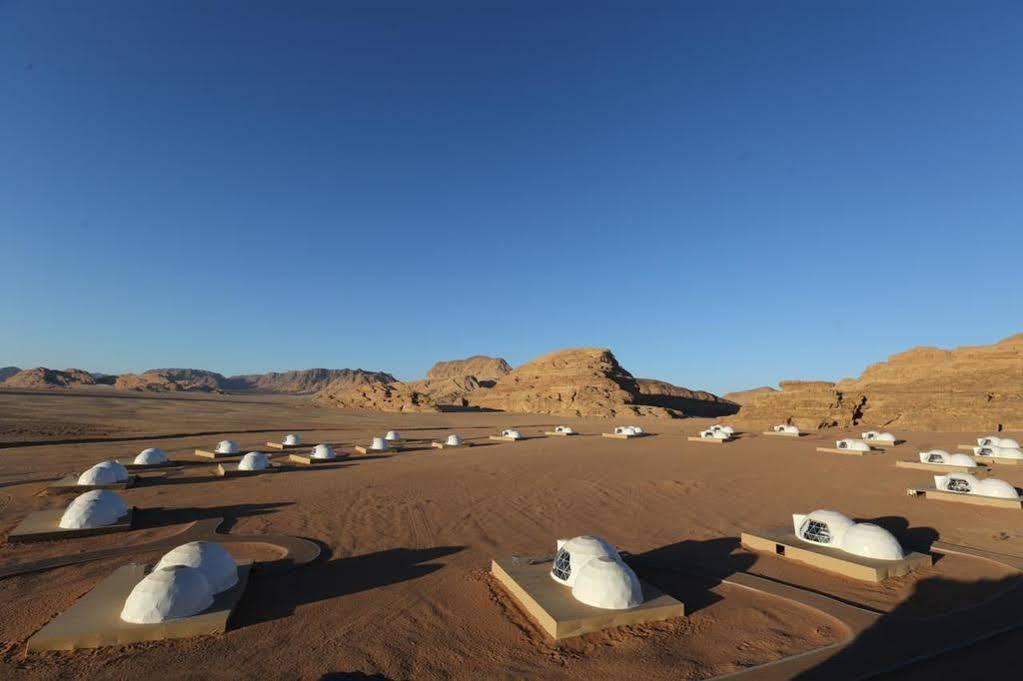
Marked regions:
[775,424,800,434]
[918,450,977,467]
[59,490,129,529]
[215,440,240,455]
[614,426,637,436]
[977,436,1020,449]
[77,462,123,486]
[283,434,301,446]
[133,448,168,466]
[385,430,401,442]
[431,433,472,449]
[370,437,390,451]
[155,541,238,593]
[446,434,463,446]
[238,451,270,471]
[120,565,215,624]
[555,426,575,434]
[836,439,871,451]
[571,556,643,610]
[311,444,336,460]
[974,444,1023,460]
[792,510,904,561]
[710,425,735,436]
[502,429,523,440]
[550,535,622,587]
[935,473,1020,500]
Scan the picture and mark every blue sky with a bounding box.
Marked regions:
[2,1,1021,393]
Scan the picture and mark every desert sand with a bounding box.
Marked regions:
[1,389,1021,679]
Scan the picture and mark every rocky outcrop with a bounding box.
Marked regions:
[738,333,1023,431]
[635,379,739,417]
[469,348,682,418]
[313,380,439,413]
[3,367,99,389]
[723,386,777,405]
[115,368,226,393]
[225,368,395,394]
[113,372,187,392]
[425,356,511,387]
[0,366,21,382]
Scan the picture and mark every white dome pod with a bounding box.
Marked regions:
[836,439,871,451]
[103,460,130,482]
[934,473,981,494]
[311,444,336,460]
[710,425,735,436]
[215,440,240,454]
[384,430,401,441]
[154,541,238,593]
[120,565,215,624]
[555,426,575,434]
[59,490,129,529]
[370,437,390,451]
[502,429,523,440]
[998,438,1021,449]
[238,451,270,471]
[774,424,800,434]
[631,426,644,434]
[793,510,855,547]
[283,434,301,446]
[862,431,880,440]
[975,445,1023,460]
[700,429,725,439]
[134,448,168,465]
[873,432,896,443]
[550,535,621,587]
[613,426,635,436]
[77,462,121,486]
[571,556,644,610]
[918,450,977,467]
[839,523,904,560]
[445,434,463,446]
[975,478,1021,500]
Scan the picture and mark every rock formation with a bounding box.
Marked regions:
[224,368,395,393]
[737,333,1023,431]
[114,369,226,393]
[635,379,739,417]
[469,348,683,418]
[0,366,21,382]
[2,367,99,389]
[425,356,511,387]
[314,380,439,413]
[722,386,777,405]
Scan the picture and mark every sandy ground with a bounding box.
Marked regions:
[0,390,1021,679]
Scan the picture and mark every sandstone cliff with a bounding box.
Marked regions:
[313,380,439,413]
[225,368,395,393]
[0,366,21,382]
[3,367,100,389]
[425,356,511,386]
[635,378,739,417]
[722,386,777,405]
[737,334,1023,431]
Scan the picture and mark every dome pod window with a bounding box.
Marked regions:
[550,535,621,587]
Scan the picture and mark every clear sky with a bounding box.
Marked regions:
[2,2,1021,393]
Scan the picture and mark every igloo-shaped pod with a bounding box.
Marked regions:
[102,460,130,482]
[77,463,120,486]
[384,430,401,442]
[370,437,389,451]
[571,556,644,610]
[999,438,1021,449]
[919,449,951,464]
[946,453,979,467]
[782,424,800,434]
[134,447,168,465]
[283,434,301,446]
[874,432,896,443]
[862,431,881,441]
[839,523,905,560]
[977,445,1023,460]
[238,451,270,471]
[215,440,240,454]
[934,472,981,494]
[631,426,644,434]
[836,439,870,451]
[502,429,523,440]
[555,426,575,434]
[59,490,129,529]
[613,426,633,436]
[155,541,238,593]
[792,510,855,547]
[550,535,622,587]
[445,434,463,446]
[311,444,336,460]
[120,565,215,624]
[975,478,1021,500]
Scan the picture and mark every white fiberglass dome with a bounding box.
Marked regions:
[974,445,1023,460]
[154,541,238,593]
[862,431,879,440]
[555,426,575,434]
[774,424,800,434]
[104,460,130,482]
[919,450,977,467]
[613,426,636,436]
[839,523,904,560]
[215,440,240,454]
[385,430,401,441]
[502,429,523,440]
[836,439,870,451]
[711,425,735,436]
[550,535,621,587]
[862,431,895,442]
[134,448,168,465]
[976,478,1021,500]
[700,429,726,439]
[977,436,1020,449]
[571,555,643,610]
[239,451,270,471]
[120,565,214,624]
[311,444,336,460]
[935,473,1019,499]
[445,434,463,446]
[283,434,301,446]
[59,490,129,529]
[370,437,389,451]
[77,462,122,486]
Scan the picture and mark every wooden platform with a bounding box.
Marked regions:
[354,445,396,454]
[544,431,578,437]
[264,442,305,450]
[287,453,345,465]
[431,441,473,449]
[601,432,647,440]
[46,474,137,495]
[215,463,281,478]
[27,561,251,651]
[864,440,900,448]
[741,529,932,582]
[895,460,983,473]
[907,487,1023,509]
[490,557,684,640]
[816,446,881,456]
[763,431,802,437]
[687,436,731,444]
[120,461,180,472]
[488,435,527,442]
[194,449,244,460]
[8,508,134,543]
[976,456,1022,466]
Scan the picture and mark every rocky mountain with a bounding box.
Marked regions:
[425,356,511,387]
[2,367,101,389]
[314,380,439,413]
[635,378,739,417]
[0,366,21,382]
[224,368,395,394]
[116,368,227,392]
[722,386,777,405]
[737,333,1023,431]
